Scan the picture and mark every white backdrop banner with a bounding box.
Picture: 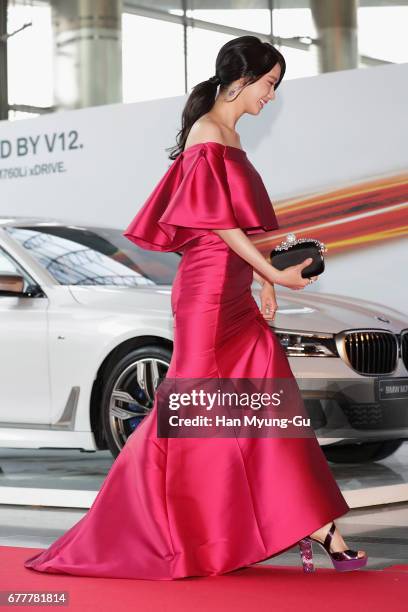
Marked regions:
[0,63,407,313]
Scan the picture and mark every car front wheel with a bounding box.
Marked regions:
[101,344,172,457]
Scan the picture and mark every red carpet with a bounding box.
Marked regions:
[2,546,407,612]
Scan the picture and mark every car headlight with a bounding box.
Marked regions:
[274,330,338,357]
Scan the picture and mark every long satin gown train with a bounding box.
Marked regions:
[24,141,349,580]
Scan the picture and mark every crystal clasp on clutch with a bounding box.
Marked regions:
[274,232,328,254]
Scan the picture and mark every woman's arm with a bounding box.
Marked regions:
[253,268,268,287]
[256,271,279,320]
[212,228,279,283]
[211,227,312,289]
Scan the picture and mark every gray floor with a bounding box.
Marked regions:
[1,441,408,493]
[1,442,408,572]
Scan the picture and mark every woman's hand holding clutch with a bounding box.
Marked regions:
[272,257,319,290]
[211,228,317,290]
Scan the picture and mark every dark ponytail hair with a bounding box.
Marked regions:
[167,35,286,160]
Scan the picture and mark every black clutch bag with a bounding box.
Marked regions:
[269,233,327,279]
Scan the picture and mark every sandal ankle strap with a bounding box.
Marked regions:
[324,521,336,551]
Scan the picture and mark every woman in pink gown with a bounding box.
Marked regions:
[24,36,367,579]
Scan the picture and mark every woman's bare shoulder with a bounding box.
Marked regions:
[185,118,239,149]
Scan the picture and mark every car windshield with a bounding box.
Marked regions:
[5,225,180,286]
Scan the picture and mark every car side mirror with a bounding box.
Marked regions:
[0,273,25,295]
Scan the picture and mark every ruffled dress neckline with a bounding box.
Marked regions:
[182,140,247,162]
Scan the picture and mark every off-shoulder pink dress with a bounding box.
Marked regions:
[24,141,349,580]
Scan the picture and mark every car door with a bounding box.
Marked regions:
[0,245,51,424]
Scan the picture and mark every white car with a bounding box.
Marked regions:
[1,217,407,462]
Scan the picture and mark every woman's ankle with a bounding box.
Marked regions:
[310,521,332,539]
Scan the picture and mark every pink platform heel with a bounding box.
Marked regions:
[298,521,368,572]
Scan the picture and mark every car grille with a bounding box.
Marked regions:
[336,329,398,375]
[401,329,408,370]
